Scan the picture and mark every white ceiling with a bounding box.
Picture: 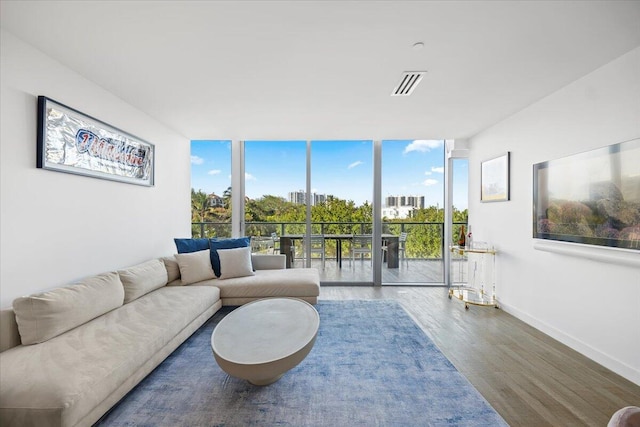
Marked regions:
[2,1,639,141]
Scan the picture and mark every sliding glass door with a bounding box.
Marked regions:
[192,139,466,287]
[381,140,445,285]
[242,141,374,283]
[310,141,373,283]
[244,141,306,266]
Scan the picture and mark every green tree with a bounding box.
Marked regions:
[191,189,210,223]
[222,186,232,210]
[192,188,467,259]
[191,188,233,238]
[245,195,291,236]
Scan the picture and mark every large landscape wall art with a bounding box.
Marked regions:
[533,138,640,250]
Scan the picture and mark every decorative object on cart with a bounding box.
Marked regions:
[481,152,510,202]
[533,137,639,250]
[457,225,466,247]
[37,96,154,186]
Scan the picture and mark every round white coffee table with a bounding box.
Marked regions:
[211,298,320,385]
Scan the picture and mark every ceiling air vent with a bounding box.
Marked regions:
[391,71,426,96]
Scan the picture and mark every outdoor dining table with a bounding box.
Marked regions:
[279,234,399,269]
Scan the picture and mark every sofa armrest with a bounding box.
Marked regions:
[251,254,286,270]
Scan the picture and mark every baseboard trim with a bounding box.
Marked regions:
[499,301,640,387]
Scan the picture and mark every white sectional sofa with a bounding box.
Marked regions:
[166,251,320,305]
[0,252,320,427]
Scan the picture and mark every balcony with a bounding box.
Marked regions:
[192,221,468,285]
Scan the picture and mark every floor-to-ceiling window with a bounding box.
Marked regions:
[190,140,232,238]
[190,139,467,287]
[310,140,373,283]
[242,140,374,283]
[381,140,446,284]
[243,141,307,261]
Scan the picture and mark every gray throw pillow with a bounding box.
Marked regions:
[217,247,255,279]
[118,259,168,303]
[175,249,216,285]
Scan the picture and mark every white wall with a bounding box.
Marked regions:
[469,47,640,385]
[0,30,192,308]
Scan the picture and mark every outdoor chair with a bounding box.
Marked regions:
[270,232,280,255]
[308,235,326,269]
[398,231,408,267]
[350,235,372,267]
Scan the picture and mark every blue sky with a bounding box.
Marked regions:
[190,140,468,210]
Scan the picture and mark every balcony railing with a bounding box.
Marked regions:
[191,221,468,260]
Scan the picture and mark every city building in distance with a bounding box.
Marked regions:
[382,195,425,219]
[288,190,327,206]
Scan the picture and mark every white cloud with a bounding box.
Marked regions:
[403,140,444,154]
[207,169,221,175]
[425,166,444,176]
[348,160,363,169]
[423,179,438,186]
[245,173,256,181]
[190,155,204,165]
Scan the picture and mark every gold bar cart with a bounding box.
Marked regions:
[448,245,498,309]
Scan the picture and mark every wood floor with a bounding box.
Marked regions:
[319,286,640,427]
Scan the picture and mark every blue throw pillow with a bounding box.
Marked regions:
[209,237,251,277]
[174,238,211,254]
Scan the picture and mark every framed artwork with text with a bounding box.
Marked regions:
[37,96,154,186]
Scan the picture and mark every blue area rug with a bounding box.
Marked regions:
[96,300,508,426]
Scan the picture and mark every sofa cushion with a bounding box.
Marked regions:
[218,246,255,280]
[168,255,283,286]
[209,237,251,277]
[161,255,181,282]
[168,277,217,287]
[251,254,286,270]
[12,272,124,345]
[118,259,168,304]
[0,286,220,427]
[209,268,320,300]
[0,308,21,352]
[175,249,216,285]
[174,238,211,253]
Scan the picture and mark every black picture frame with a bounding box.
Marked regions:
[37,96,154,186]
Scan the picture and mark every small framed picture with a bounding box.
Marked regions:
[37,96,154,186]
[481,152,510,202]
